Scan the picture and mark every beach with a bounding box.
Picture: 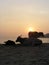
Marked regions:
[0,43,49,65]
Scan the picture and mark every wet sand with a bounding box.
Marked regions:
[0,43,49,65]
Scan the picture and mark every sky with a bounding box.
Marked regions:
[0,0,49,43]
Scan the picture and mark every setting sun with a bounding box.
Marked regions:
[28,27,35,32]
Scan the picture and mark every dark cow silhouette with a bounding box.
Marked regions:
[16,36,28,45]
[31,38,42,46]
[28,31,38,38]
[16,36,42,46]
[28,31,44,38]
[38,32,44,37]
[4,40,15,45]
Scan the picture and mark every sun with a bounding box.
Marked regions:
[28,27,35,32]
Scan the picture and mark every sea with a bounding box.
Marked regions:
[0,38,49,44]
[39,38,49,43]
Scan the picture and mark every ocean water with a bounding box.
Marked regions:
[0,38,49,44]
[39,38,49,43]
[0,38,16,44]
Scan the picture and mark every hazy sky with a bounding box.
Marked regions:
[0,0,49,42]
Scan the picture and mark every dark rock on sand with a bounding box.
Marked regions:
[4,40,15,45]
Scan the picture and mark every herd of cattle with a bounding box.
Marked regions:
[4,31,44,46]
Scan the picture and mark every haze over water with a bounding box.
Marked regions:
[0,0,49,43]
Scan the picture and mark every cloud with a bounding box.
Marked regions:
[40,11,49,14]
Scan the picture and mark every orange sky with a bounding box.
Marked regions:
[0,0,49,43]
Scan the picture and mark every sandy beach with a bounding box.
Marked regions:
[0,43,49,65]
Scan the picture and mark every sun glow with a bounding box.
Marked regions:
[28,27,35,32]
